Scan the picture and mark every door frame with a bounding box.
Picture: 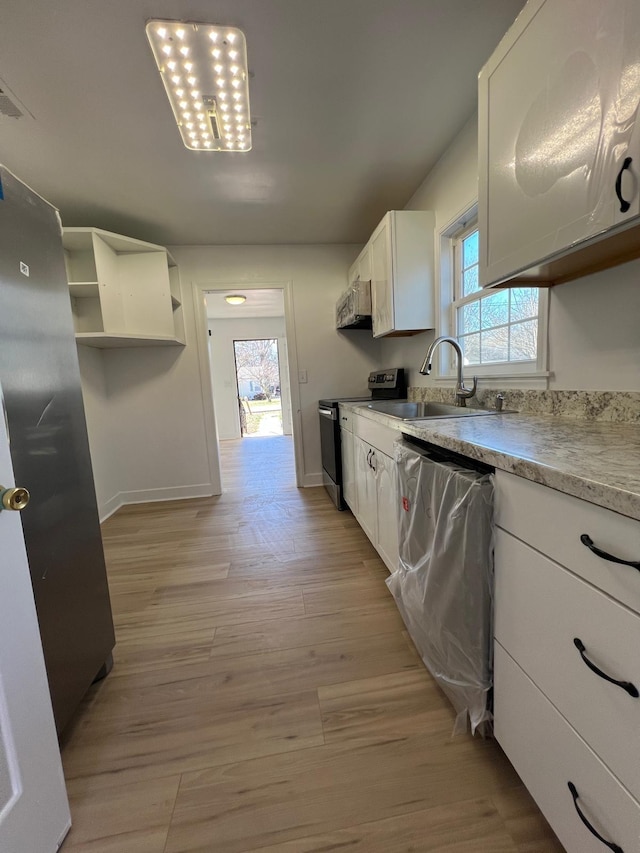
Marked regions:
[231,338,246,437]
[192,280,304,489]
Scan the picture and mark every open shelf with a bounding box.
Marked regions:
[75,333,185,348]
[69,282,99,298]
[63,227,186,348]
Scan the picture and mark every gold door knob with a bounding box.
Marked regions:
[0,486,30,512]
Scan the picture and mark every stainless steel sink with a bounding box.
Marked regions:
[366,400,510,420]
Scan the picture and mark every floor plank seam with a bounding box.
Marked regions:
[161,774,184,853]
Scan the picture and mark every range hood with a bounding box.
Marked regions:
[336,279,372,330]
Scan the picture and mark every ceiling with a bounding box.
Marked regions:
[0,0,525,246]
[206,288,284,319]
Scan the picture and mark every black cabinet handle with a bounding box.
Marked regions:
[580,534,640,572]
[615,156,633,213]
[370,451,376,473]
[366,449,372,468]
[573,638,638,698]
[568,782,623,852]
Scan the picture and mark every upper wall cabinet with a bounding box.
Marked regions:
[370,210,435,338]
[62,228,185,347]
[479,0,640,287]
[348,243,372,288]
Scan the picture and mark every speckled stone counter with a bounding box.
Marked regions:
[340,403,640,521]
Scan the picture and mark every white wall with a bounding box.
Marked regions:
[208,315,288,440]
[77,290,215,519]
[76,347,120,518]
[78,244,382,515]
[379,114,640,391]
[170,245,382,485]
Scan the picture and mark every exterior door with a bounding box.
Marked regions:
[0,387,71,852]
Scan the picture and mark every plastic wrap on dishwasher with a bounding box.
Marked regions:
[387,439,494,736]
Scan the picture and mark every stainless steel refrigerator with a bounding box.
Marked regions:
[0,166,115,734]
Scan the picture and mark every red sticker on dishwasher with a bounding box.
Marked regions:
[402,497,410,512]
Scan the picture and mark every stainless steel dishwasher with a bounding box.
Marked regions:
[387,437,494,735]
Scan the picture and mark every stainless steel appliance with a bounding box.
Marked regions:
[318,367,406,509]
[0,166,115,734]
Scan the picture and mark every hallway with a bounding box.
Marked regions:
[59,438,561,852]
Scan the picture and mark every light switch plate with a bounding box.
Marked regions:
[298,369,308,384]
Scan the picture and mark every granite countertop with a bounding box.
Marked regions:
[340,402,640,521]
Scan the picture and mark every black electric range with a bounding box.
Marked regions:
[318,368,407,509]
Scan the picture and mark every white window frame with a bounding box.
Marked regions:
[434,202,549,386]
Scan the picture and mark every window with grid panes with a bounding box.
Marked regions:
[454,226,540,367]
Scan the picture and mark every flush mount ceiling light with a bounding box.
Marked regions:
[225,294,247,305]
[146,20,252,152]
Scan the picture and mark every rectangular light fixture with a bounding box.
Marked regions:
[146,20,252,152]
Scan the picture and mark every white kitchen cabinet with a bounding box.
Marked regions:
[347,243,372,287]
[63,227,185,347]
[375,449,399,573]
[369,210,435,337]
[339,409,357,513]
[494,644,640,853]
[352,414,400,573]
[355,436,377,544]
[479,0,640,288]
[494,470,640,850]
[341,428,357,512]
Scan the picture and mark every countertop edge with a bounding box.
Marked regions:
[339,402,640,521]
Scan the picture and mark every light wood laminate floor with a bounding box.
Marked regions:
[60,435,563,852]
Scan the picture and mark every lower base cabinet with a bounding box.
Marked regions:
[494,470,640,851]
[495,644,640,853]
[375,449,399,572]
[354,436,377,544]
[340,425,357,512]
[354,434,398,572]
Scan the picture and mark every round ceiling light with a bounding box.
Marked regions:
[225,294,246,305]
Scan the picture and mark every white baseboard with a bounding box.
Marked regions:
[302,473,324,487]
[98,493,124,523]
[99,483,216,522]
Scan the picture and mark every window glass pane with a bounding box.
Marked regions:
[480,290,508,329]
[462,265,480,296]
[481,328,509,363]
[509,319,538,361]
[458,301,480,334]
[510,288,539,323]
[462,230,479,269]
[460,333,480,366]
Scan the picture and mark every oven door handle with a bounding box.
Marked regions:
[318,407,337,421]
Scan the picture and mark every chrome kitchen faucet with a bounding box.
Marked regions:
[420,336,477,407]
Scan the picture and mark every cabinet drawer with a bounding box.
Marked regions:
[495,529,640,801]
[495,470,640,614]
[337,407,354,431]
[354,415,398,457]
[494,643,640,853]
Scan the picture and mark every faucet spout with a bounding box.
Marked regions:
[419,335,477,407]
